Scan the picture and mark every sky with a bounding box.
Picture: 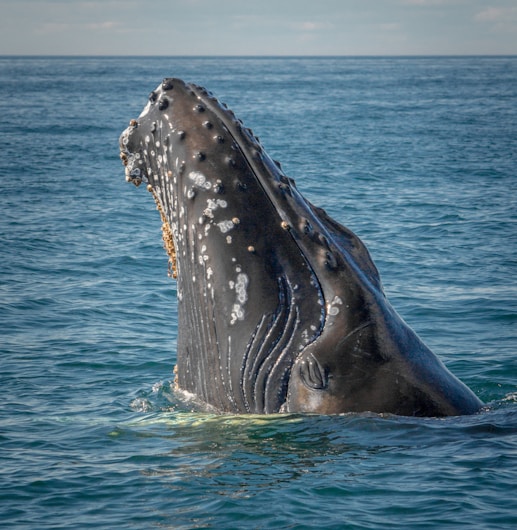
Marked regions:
[0,0,516,56]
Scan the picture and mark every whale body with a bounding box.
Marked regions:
[119,78,483,416]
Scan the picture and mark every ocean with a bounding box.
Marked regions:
[0,56,516,529]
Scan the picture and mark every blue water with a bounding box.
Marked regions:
[1,56,516,529]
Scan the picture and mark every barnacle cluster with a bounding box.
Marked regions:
[149,185,177,279]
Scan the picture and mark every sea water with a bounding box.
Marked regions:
[0,56,516,529]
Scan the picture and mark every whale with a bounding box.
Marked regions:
[119,78,483,416]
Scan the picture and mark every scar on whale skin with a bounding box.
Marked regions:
[119,77,484,417]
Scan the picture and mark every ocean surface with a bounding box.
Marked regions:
[1,56,516,529]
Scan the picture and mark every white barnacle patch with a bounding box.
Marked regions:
[230,304,245,325]
[226,236,232,244]
[189,171,212,190]
[217,220,235,233]
[229,272,249,325]
[203,198,228,219]
[327,295,343,316]
[202,207,214,219]
[235,273,249,305]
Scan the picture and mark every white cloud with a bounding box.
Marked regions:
[475,6,517,22]
[38,20,121,34]
[400,0,451,5]
[298,22,333,32]
[86,21,120,31]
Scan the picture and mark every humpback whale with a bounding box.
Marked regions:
[119,78,483,416]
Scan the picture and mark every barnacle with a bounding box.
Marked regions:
[150,187,177,279]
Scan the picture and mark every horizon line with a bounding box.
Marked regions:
[1,53,516,58]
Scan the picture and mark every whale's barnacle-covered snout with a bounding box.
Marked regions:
[118,77,483,416]
[119,119,143,186]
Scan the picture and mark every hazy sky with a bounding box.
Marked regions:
[0,0,516,56]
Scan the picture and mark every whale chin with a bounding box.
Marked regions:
[119,77,483,417]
